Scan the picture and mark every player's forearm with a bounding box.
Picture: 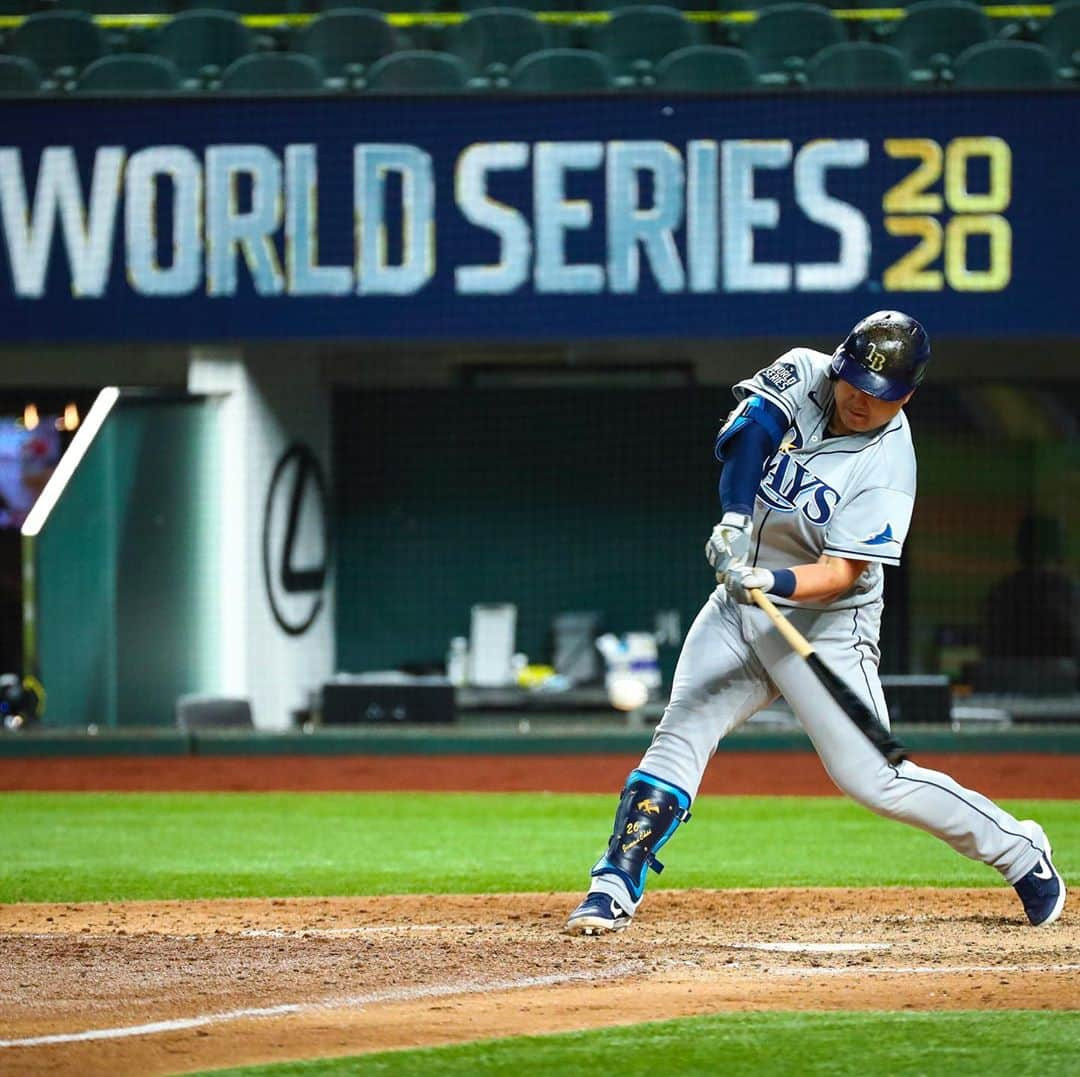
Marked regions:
[788,557,868,604]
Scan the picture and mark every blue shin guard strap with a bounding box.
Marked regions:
[591,769,692,902]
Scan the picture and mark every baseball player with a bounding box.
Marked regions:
[566,311,1066,934]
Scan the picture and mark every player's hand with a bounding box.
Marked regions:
[705,512,753,580]
[724,562,774,605]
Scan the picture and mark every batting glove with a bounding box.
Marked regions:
[706,512,753,580]
[724,562,774,605]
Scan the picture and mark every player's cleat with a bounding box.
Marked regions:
[564,892,632,936]
[1013,823,1066,927]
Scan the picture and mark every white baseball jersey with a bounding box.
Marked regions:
[582,343,1054,921]
[722,348,916,611]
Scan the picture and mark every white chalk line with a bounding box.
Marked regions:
[13,925,448,940]
[766,963,1080,977]
[728,942,892,954]
[0,962,644,1050]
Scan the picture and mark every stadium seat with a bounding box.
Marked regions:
[510,48,613,91]
[806,41,909,89]
[739,3,844,85]
[151,10,255,86]
[1038,1,1080,78]
[0,55,41,94]
[952,40,1057,87]
[596,5,699,82]
[297,9,399,85]
[887,0,991,81]
[0,0,46,12]
[7,11,107,81]
[654,45,757,91]
[221,52,325,92]
[366,50,471,92]
[76,54,181,93]
[449,8,550,79]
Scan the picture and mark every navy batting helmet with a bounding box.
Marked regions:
[830,310,930,401]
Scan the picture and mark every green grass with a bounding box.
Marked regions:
[1,792,1076,903]
[197,1011,1080,1076]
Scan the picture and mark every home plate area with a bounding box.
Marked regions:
[1,888,1076,1076]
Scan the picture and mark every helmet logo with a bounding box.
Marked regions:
[865,341,887,373]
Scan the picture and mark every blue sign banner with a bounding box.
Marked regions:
[0,92,1075,342]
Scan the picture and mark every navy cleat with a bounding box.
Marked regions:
[565,892,632,936]
[1014,823,1066,927]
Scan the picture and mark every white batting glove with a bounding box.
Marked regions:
[724,562,774,605]
[705,512,753,580]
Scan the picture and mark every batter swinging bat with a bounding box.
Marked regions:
[749,588,909,766]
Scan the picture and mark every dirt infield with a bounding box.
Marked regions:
[2,752,1076,1076]
[2,889,1077,1076]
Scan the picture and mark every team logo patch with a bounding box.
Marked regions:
[865,342,888,373]
[864,524,895,545]
[760,362,799,392]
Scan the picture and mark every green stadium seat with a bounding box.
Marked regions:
[0,0,44,13]
[312,0,437,53]
[366,49,471,92]
[151,10,255,86]
[739,3,843,85]
[297,9,399,86]
[1038,0,1080,79]
[449,8,550,79]
[597,5,699,82]
[806,41,908,88]
[509,48,613,91]
[75,53,180,92]
[886,0,991,81]
[654,45,757,91]
[7,11,107,81]
[0,55,41,94]
[221,52,325,92]
[952,40,1057,87]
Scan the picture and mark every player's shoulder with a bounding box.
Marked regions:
[736,348,830,411]
[862,411,916,489]
[764,347,832,385]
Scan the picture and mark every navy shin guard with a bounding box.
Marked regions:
[591,769,692,902]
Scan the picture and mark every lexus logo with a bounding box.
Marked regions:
[262,443,331,636]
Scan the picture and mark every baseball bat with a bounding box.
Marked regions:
[749,588,910,766]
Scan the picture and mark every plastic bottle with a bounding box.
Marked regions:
[446,637,469,686]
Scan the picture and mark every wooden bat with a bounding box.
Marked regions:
[749,588,910,766]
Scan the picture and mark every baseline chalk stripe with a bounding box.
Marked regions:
[728,942,892,953]
[767,963,1080,977]
[0,962,645,1049]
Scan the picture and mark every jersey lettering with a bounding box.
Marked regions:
[757,452,841,525]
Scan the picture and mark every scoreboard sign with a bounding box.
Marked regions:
[0,92,1074,341]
